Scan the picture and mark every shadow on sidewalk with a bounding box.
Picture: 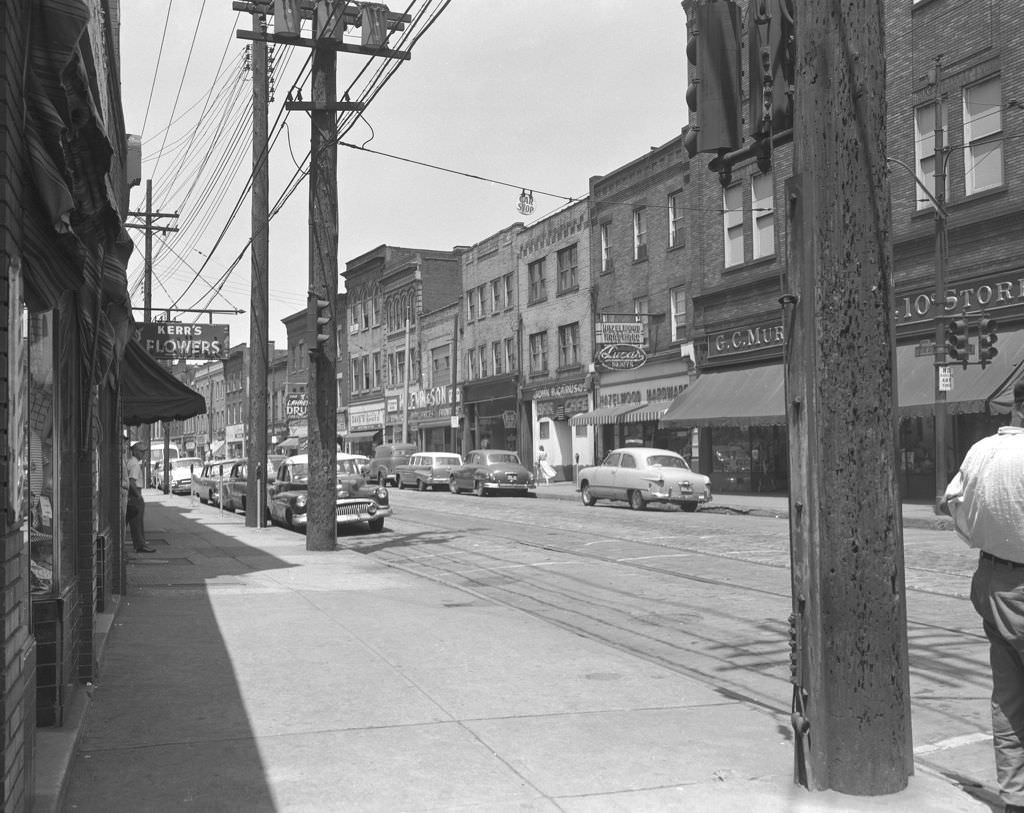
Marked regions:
[62,496,299,811]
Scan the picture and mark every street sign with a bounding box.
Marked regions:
[138,322,229,360]
[938,366,953,392]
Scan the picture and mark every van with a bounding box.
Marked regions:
[367,443,416,486]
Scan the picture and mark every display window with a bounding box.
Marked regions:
[28,311,57,595]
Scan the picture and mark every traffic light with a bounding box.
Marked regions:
[945,317,969,368]
[308,291,331,355]
[979,315,999,368]
[748,0,796,140]
[684,0,743,160]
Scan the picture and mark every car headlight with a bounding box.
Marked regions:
[375,486,388,500]
[367,503,378,515]
[295,493,307,509]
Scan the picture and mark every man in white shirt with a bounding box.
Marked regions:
[942,380,1024,813]
[126,441,155,553]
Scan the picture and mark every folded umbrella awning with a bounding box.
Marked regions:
[120,340,206,426]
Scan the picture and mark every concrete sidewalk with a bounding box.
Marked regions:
[50,490,984,812]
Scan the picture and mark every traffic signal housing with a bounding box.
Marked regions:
[979,316,999,368]
[684,0,743,160]
[945,317,969,369]
[308,292,331,355]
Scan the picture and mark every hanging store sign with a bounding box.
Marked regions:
[596,343,648,371]
[285,393,308,420]
[138,322,230,360]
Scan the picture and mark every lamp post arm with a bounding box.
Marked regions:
[886,156,947,220]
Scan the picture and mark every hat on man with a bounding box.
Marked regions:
[1014,379,1024,406]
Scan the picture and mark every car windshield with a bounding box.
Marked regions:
[486,453,520,465]
[173,458,202,470]
[645,454,689,470]
[337,459,362,475]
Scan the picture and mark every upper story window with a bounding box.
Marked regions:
[723,184,744,267]
[670,287,687,342]
[528,331,549,374]
[600,222,612,272]
[557,322,580,368]
[478,344,488,378]
[632,208,648,261]
[668,191,685,248]
[505,337,517,372]
[964,76,1003,196]
[360,295,370,329]
[371,352,381,389]
[467,348,478,380]
[491,279,502,312]
[371,287,382,326]
[467,291,477,322]
[492,341,504,375]
[634,296,649,318]
[751,172,775,259]
[528,259,547,304]
[556,244,578,293]
[914,101,949,210]
[503,273,514,309]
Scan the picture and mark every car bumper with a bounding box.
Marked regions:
[647,487,712,505]
[288,502,393,528]
[482,482,536,492]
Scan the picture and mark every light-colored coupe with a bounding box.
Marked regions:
[577,447,712,512]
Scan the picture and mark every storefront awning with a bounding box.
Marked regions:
[625,400,675,423]
[277,437,300,450]
[209,440,226,457]
[662,365,786,427]
[569,403,645,426]
[120,340,207,426]
[896,330,1024,416]
[341,430,380,440]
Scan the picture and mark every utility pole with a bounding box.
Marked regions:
[784,0,912,795]
[237,0,411,550]
[245,11,271,528]
[126,182,179,489]
[304,7,341,551]
[930,57,950,502]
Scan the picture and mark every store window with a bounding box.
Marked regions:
[28,311,57,595]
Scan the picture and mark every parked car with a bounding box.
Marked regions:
[191,459,241,506]
[367,443,416,486]
[449,449,536,497]
[221,456,285,513]
[267,453,391,532]
[394,452,463,491]
[167,457,202,495]
[577,447,712,512]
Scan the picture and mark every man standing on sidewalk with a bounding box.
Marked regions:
[941,380,1024,813]
[126,441,155,553]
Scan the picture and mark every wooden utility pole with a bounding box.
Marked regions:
[236,0,411,549]
[304,7,340,551]
[126,181,179,488]
[785,0,912,794]
[246,11,271,528]
[930,58,950,501]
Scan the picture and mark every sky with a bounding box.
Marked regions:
[119,1,689,348]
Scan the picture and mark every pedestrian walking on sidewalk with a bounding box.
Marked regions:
[126,441,155,553]
[536,445,555,485]
[941,379,1024,813]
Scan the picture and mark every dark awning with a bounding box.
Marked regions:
[568,403,644,426]
[624,400,675,423]
[341,430,380,440]
[662,365,785,427]
[895,330,1024,416]
[120,340,206,426]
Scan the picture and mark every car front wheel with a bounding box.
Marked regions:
[474,480,487,497]
[396,476,404,490]
[681,501,699,513]
[417,478,427,492]
[628,490,646,511]
[449,478,459,494]
[580,484,597,507]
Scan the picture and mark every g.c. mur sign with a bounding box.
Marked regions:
[138,322,230,360]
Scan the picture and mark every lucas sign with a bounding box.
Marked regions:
[138,322,229,360]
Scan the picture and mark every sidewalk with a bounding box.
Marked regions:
[49,490,983,812]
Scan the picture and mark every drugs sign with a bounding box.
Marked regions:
[286,393,308,420]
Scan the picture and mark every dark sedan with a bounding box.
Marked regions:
[449,449,536,497]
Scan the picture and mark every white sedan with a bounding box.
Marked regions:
[577,447,712,512]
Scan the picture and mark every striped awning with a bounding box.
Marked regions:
[624,400,675,423]
[569,403,645,426]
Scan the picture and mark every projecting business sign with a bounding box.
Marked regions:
[138,322,230,360]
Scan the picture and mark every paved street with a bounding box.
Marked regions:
[57,487,993,812]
